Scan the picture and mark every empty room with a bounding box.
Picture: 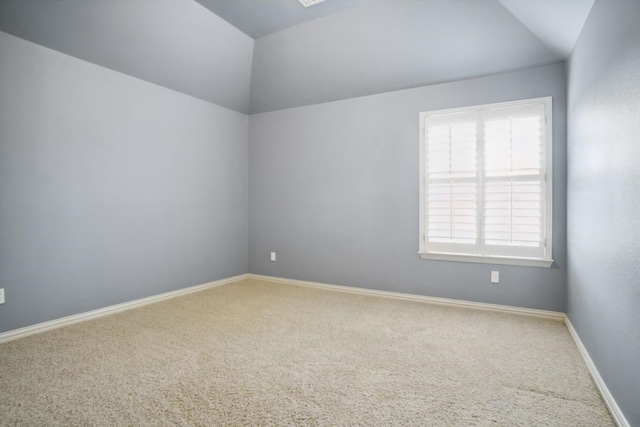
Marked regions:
[0,0,638,425]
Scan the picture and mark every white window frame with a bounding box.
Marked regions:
[418,97,554,268]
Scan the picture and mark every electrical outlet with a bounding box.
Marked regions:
[491,271,500,284]
[0,288,4,304]
[270,252,276,262]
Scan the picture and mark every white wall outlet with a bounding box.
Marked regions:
[270,252,276,262]
[491,271,500,284]
[0,288,4,304]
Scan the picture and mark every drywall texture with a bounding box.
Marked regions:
[0,32,249,333]
[250,0,560,113]
[567,0,640,424]
[0,0,254,113]
[249,63,567,312]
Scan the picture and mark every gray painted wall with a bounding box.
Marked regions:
[0,0,254,113]
[567,0,640,424]
[249,62,567,312]
[249,0,560,113]
[0,32,249,333]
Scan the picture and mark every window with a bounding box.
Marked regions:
[419,97,553,267]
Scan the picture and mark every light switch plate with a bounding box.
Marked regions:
[270,252,276,262]
[0,288,4,304]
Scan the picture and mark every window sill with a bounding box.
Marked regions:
[418,252,554,268]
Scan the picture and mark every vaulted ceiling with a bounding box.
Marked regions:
[499,0,594,58]
[0,0,594,114]
[194,0,381,39]
[197,0,594,56]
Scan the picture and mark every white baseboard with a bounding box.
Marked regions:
[0,274,248,344]
[564,316,629,427]
[247,273,565,321]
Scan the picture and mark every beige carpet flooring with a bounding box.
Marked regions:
[0,278,613,426]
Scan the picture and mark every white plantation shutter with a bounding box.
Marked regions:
[423,111,479,254]
[483,103,546,258]
[420,98,552,263]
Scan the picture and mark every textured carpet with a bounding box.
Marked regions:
[0,278,613,426]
